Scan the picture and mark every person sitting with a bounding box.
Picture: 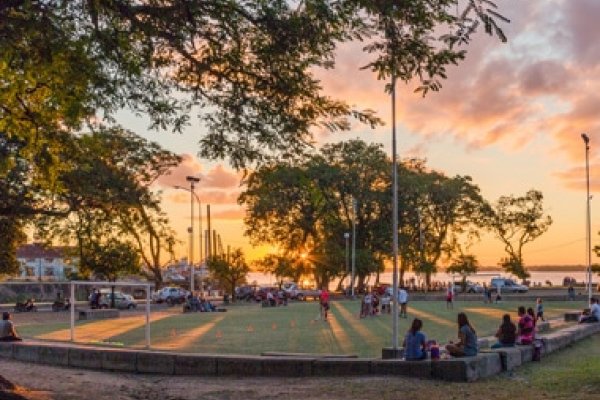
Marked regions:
[266,290,276,307]
[580,298,600,323]
[491,314,517,348]
[403,318,428,360]
[446,312,478,357]
[517,306,534,345]
[0,312,22,341]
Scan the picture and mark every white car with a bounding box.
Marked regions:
[152,287,189,304]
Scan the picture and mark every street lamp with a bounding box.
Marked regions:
[344,232,350,294]
[391,74,400,353]
[351,198,357,298]
[174,176,201,294]
[582,133,592,305]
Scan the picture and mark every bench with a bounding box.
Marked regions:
[78,309,119,320]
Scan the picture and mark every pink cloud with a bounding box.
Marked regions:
[202,165,242,189]
[211,208,246,220]
[156,153,202,188]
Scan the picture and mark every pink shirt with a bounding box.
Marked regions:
[320,290,329,303]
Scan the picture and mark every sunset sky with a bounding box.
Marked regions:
[117,0,600,268]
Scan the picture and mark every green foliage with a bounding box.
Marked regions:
[81,239,140,282]
[256,254,308,286]
[447,254,480,290]
[207,249,250,301]
[0,217,26,276]
[490,190,552,279]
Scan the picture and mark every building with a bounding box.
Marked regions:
[15,243,79,281]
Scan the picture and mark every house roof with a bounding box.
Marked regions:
[16,243,75,259]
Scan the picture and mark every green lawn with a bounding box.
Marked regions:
[19,299,585,357]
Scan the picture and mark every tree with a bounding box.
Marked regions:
[207,249,250,302]
[0,217,26,276]
[489,190,553,279]
[447,254,480,292]
[240,140,390,289]
[37,128,180,286]
[256,254,308,287]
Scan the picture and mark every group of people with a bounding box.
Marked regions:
[403,301,552,361]
[359,287,408,318]
[402,312,478,360]
[185,294,217,312]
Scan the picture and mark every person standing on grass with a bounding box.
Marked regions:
[403,318,428,360]
[319,286,330,321]
[568,285,576,301]
[398,286,408,318]
[446,312,478,357]
[446,283,454,310]
[0,312,22,342]
[535,298,545,322]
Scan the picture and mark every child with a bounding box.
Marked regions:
[535,298,545,322]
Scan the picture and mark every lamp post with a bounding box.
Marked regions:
[582,133,592,305]
[175,176,201,294]
[351,198,357,298]
[344,232,350,295]
[391,75,400,352]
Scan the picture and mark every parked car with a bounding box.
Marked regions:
[88,290,137,309]
[254,286,280,302]
[463,281,484,293]
[235,285,257,301]
[152,287,189,304]
[490,278,528,293]
[281,282,321,301]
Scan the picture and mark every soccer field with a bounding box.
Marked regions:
[17,299,585,357]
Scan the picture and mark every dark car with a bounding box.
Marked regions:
[235,285,256,301]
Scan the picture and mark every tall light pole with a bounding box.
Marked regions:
[344,232,350,294]
[582,133,592,305]
[351,197,357,298]
[175,176,200,294]
[391,75,399,352]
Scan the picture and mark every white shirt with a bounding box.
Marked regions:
[398,289,408,304]
[364,294,372,304]
[591,303,600,319]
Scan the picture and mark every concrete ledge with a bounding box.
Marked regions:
[4,319,599,382]
[68,347,103,369]
[313,358,371,376]
[261,351,356,358]
[13,343,40,363]
[217,355,264,376]
[173,354,218,376]
[565,312,581,322]
[486,347,522,371]
[261,357,314,377]
[371,359,431,378]
[101,349,137,372]
[431,353,501,382]
[536,321,550,333]
[0,343,14,359]
[78,309,119,320]
[381,347,404,360]
[38,344,69,366]
[137,351,175,374]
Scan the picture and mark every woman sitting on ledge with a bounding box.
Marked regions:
[491,314,516,349]
[446,312,478,357]
[403,318,427,360]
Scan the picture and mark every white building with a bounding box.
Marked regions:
[16,243,79,281]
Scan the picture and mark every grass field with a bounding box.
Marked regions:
[17,299,585,357]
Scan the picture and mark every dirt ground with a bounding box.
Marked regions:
[0,358,482,400]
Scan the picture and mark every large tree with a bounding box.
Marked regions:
[37,127,180,286]
[489,190,553,279]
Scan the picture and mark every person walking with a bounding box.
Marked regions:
[446,283,454,310]
[535,298,545,322]
[319,286,330,321]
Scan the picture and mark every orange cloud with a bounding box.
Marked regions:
[156,153,202,188]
